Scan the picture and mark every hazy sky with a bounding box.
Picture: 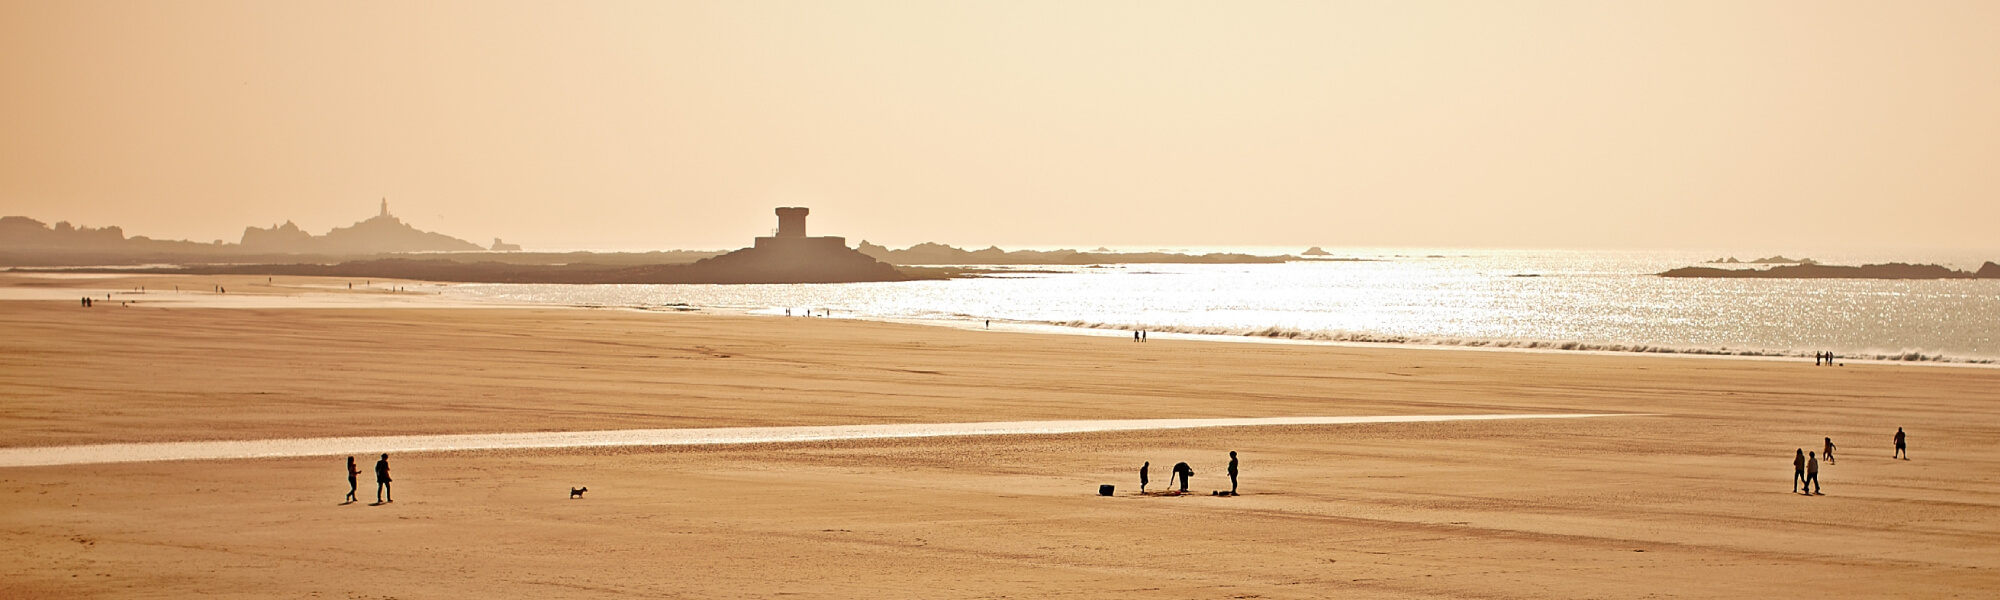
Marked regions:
[4,1,1996,252]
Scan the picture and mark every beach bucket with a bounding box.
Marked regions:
[1098,484,1115,496]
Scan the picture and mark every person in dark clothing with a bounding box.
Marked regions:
[1793,449,1806,493]
[1172,462,1193,493]
[345,456,360,503]
[1894,427,1908,460]
[1227,451,1239,495]
[1805,451,1821,495]
[374,453,393,503]
[1824,437,1837,465]
[1139,462,1150,493]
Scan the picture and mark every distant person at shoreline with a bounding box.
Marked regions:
[1227,451,1239,495]
[1139,462,1150,493]
[345,456,360,503]
[1172,462,1193,493]
[1134,331,1141,342]
[1894,428,1908,460]
[1805,451,1821,495]
[1793,449,1806,493]
[374,453,393,504]
[1823,437,1837,465]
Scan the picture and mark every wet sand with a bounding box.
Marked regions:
[3,275,1998,598]
[0,414,1639,467]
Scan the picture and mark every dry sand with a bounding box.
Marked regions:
[2,274,1997,599]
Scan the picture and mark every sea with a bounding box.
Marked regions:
[440,248,2000,365]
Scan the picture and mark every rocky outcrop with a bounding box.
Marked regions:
[855,241,1293,265]
[242,204,479,254]
[1661,262,1998,279]
[1979,261,2000,279]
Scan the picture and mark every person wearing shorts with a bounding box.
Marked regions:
[345,456,360,503]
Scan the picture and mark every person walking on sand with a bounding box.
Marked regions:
[1172,462,1194,493]
[1139,462,1150,493]
[374,453,393,504]
[1894,427,1908,460]
[1227,451,1240,495]
[1805,451,1821,495]
[345,456,360,503]
[1793,449,1807,493]
[1824,437,1837,465]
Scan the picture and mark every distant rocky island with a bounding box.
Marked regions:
[1661,262,2000,279]
[854,241,1292,265]
[1706,255,1817,265]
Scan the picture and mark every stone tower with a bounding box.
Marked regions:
[775,207,808,238]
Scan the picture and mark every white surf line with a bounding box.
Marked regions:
[0,414,1647,468]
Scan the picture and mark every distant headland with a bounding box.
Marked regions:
[5,204,1308,284]
[1,201,492,266]
[1660,261,2000,280]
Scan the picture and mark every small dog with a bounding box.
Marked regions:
[569,487,588,499]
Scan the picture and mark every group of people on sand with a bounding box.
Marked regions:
[343,454,394,505]
[1138,451,1238,496]
[1813,351,1840,366]
[1793,428,1910,495]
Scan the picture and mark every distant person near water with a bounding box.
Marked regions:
[345,456,360,503]
[1793,449,1806,493]
[1134,331,1141,342]
[1139,462,1150,493]
[1227,451,1239,495]
[1894,427,1908,460]
[1823,437,1837,465]
[1805,451,1821,495]
[374,453,393,504]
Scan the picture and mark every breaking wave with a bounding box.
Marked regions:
[1047,321,1997,365]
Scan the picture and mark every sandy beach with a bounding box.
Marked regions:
[3,274,1998,599]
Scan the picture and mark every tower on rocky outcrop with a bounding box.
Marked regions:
[380,198,390,218]
[754,207,845,252]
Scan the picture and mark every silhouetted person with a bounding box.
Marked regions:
[1805,451,1821,495]
[1227,451,1239,495]
[1172,462,1193,493]
[345,456,360,503]
[1139,462,1150,493]
[1134,331,1141,342]
[1793,449,1806,493]
[1894,427,1907,460]
[1824,437,1836,465]
[374,453,393,503]
[1814,352,1822,366]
